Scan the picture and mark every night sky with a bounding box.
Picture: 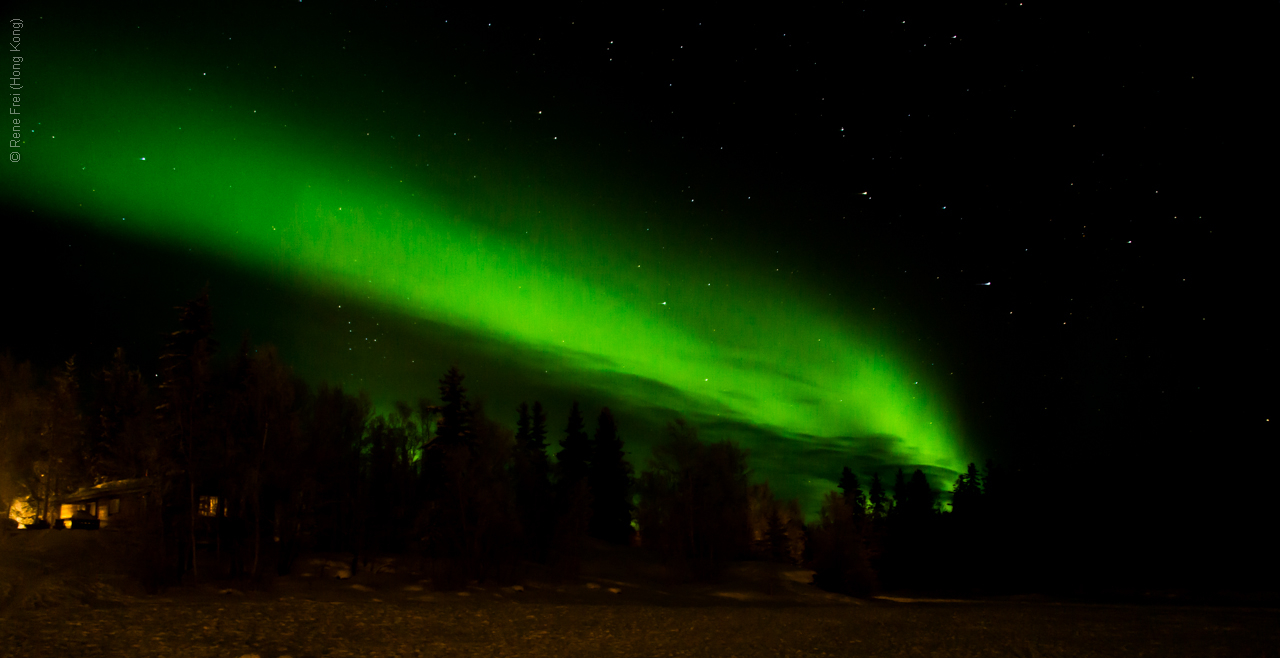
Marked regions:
[2,3,1269,580]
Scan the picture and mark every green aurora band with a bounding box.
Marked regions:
[5,34,974,515]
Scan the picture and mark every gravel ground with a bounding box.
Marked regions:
[2,531,1278,657]
[2,583,1279,658]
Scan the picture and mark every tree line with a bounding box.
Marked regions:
[0,292,802,590]
[1,291,1035,596]
[805,460,1042,597]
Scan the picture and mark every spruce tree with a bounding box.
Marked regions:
[96,348,152,481]
[530,401,548,457]
[158,290,218,577]
[868,472,887,517]
[556,401,591,499]
[515,402,531,453]
[552,402,593,576]
[587,407,635,545]
[838,466,866,514]
[966,461,982,494]
[528,401,551,504]
[891,468,908,516]
[513,401,553,560]
[420,366,493,582]
[435,366,472,449]
[907,469,937,516]
[951,462,982,515]
[982,459,1001,507]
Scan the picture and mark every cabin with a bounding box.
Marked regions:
[54,478,152,529]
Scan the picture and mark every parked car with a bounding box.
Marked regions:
[70,510,100,530]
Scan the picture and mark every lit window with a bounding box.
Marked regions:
[198,496,219,517]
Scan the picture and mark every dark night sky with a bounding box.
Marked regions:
[2,3,1270,585]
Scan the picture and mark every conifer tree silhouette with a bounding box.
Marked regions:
[868,472,888,518]
[555,402,591,504]
[421,366,479,584]
[551,402,593,577]
[530,401,548,457]
[95,348,153,482]
[434,366,472,450]
[951,462,982,515]
[891,468,908,517]
[907,469,937,517]
[513,401,553,560]
[515,402,531,452]
[587,407,635,545]
[157,290,217,577]
[838,466,866,515]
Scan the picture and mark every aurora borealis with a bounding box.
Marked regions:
[2,2,1263,545]
[2,6,978,517]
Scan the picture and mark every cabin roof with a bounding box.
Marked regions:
[57,478,152,504]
